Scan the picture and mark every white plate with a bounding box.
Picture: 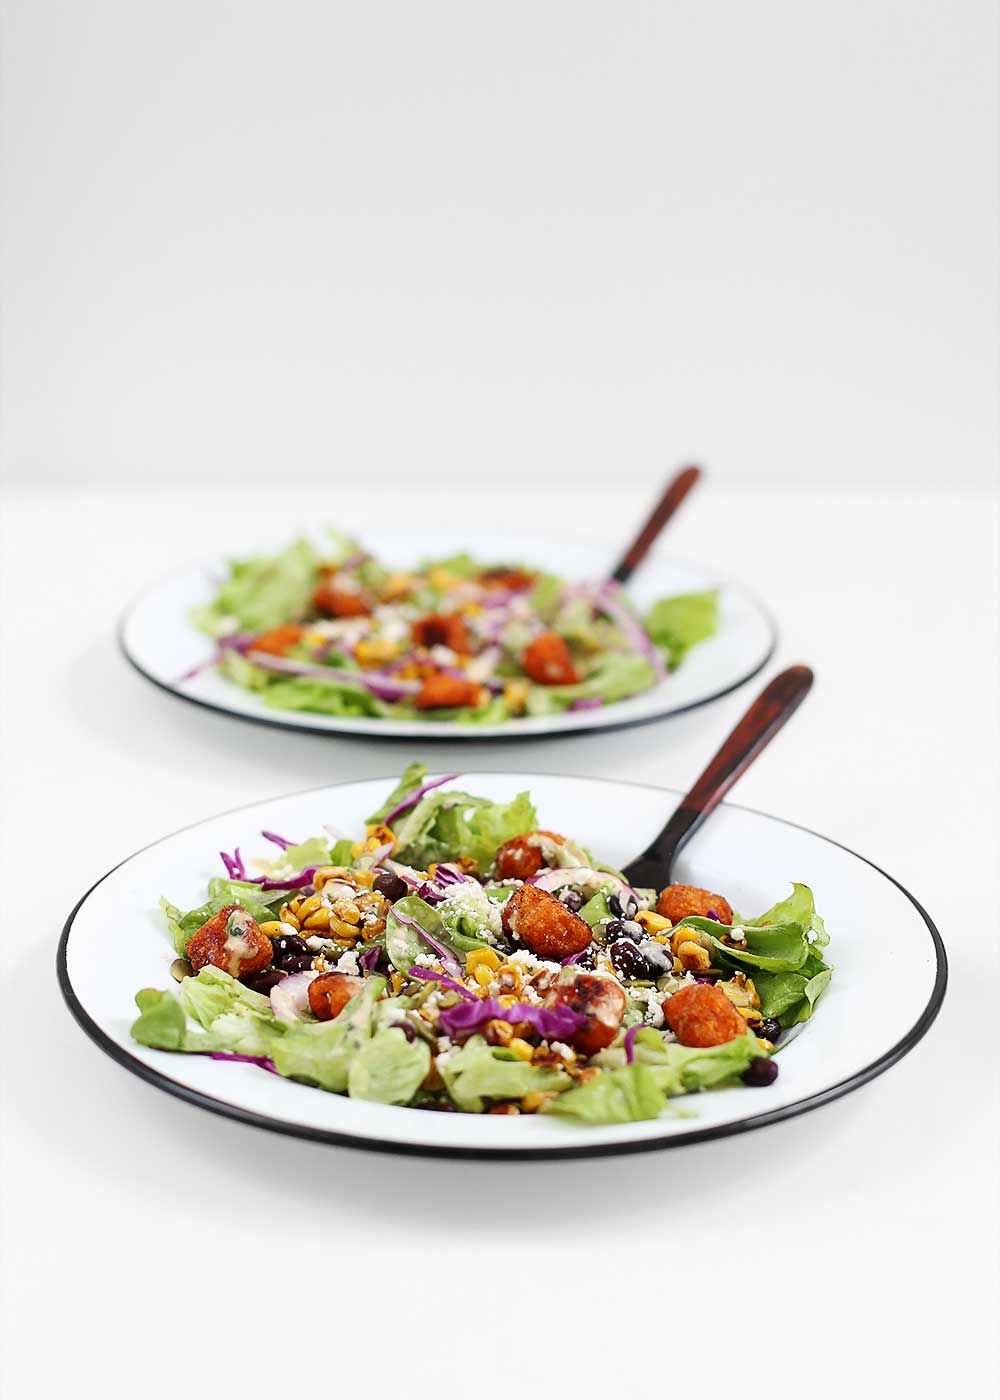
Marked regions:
[59,773,946,1158]
[118,527,776,738]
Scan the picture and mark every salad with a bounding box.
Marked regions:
[187,533,719,722]
[131,766,833,1124]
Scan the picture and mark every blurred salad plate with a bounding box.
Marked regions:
[119,524,776,739]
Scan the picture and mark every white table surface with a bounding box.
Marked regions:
[2,481,997,1398]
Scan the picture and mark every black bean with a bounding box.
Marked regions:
[604,918,623,940]
[271,933,310,967]
[742,1057,779,1087]
[755,1018,782,1043]
[560,889,584,912]
[619,919,643,940]
[637,940,672,976]
[241,968,287,995]
[610,940,649,980]
[283,953,316,974]
[625,897,638,919]
[373,870,409,903]
[612,938,671,981]
[607,894,623,918]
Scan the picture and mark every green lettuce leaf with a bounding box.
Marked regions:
[389,785,537,872]
[131,989,189,1050]
[269,978,384,1092]
[260,677,394,719]
[194,537,320,635]
[366,762,428,823]
[385,895,448,972]
[644,590,719,668]
[744,882,830,953]
[543,1063,667,1123]
[438,1036,570,1113]
[524,654,657,716]
[347,1027,431,1104]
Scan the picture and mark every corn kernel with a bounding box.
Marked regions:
[677,940,711,973]
[508,1038,534,1061]
[636,911,671,934]
[390,971,406,994]
[379,572,413,603]
[303,910,332,931]
[484,1019,514,1046]
[331,899,360,925]
[356,638,399,667]
[503,680,529,715]
[473,964,494,989]
[331,918,361,940]
[427,566,460,591]
[296,894,322,919]
[258,920,284,937]
[521,1091,555,1113]
[466,948,502,974]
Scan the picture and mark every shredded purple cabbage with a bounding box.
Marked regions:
[624,1025,639,1065]
[560,950,587,966]
[437,996,585,1041]
[261,830,294,850]
[384,773,460,825]
[208,1051,278,1074]
[244,651,422,699]
[254,865,319,893]
[358,947,383,973]
[595,581,667,680]
[391,911,463,977]
[405,967,476,1000]
[569,697,603,712]
[220,848,247,881]
[417,862,471,903]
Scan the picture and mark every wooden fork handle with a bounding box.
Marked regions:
[623,666,814,886]
[610,465,702,585]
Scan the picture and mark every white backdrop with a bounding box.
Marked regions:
[2,7,999,1400]
[2,0,997,491]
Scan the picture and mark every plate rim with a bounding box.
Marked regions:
[115,558,779,741]
[57,771,948,1161]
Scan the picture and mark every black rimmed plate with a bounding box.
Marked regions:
[118,527,776,739]
[58,773,945,1158]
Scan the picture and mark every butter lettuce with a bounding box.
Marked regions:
[193,537,320,636]
[551,1028,763,1120]
[524,654,657,716]
[543,1063,667,1123]
[438,1036,570,1113]
[644,590,719,668]
[385,779,537,872]
[347,1027,430,1104]
[131,989,190,1050]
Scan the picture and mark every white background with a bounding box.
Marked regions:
[2,4,998,1399]
[1,0,997,491]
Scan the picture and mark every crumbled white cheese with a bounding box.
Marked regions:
[728,925,748,945]
[413,953,439,968]
[334,950,360,976]
[429,644,459,666]
[549,1041,575,1061]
